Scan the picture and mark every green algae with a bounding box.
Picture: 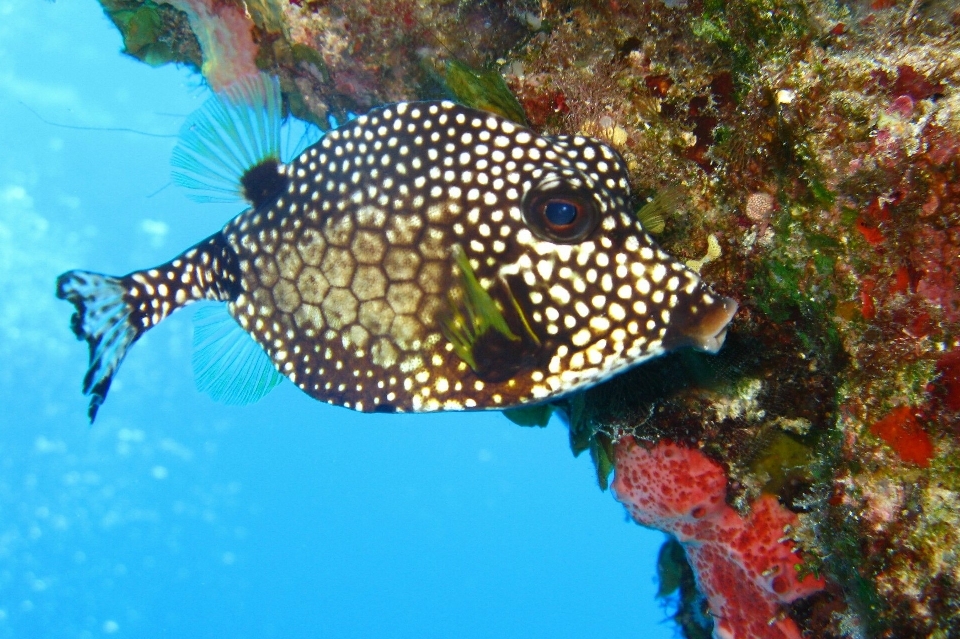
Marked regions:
[656,536,686,598]
[748,431,813,495]
[806,179,837,208]
[747,257,804,324]
[891,359,939,409]
[809,433,888,637]
[100,0,202,69]
[691,0,811,94]
[443,60,528,125]
[590,432,616,490]
[556,393,616,490]
[502,403,553,427]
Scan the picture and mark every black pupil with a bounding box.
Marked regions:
[544,200,578,226]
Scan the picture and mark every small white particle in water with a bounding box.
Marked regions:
[776,89,796,104]
[140,219,168,248]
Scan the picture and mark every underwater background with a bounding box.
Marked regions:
[0,1,672,637]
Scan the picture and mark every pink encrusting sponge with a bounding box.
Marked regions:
[166,0,260,91]
[612,437,825,639]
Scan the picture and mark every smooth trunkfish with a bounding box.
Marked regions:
[56,75,737,421]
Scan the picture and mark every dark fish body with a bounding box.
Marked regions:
[58,97,736,420]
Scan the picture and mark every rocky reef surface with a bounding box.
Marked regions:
[93,0,960,635]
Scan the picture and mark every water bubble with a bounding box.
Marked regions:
[140,218,168,248]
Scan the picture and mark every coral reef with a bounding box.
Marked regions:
[92,0,960,635]
[101,0,541,123]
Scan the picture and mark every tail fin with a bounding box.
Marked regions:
[56,270,142,422]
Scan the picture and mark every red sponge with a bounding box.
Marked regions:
[612,437,825,639]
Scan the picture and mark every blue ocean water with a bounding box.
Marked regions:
[0,1,674,637]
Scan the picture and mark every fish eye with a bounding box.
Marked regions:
[544,200,579,226]
[523,180,600,243]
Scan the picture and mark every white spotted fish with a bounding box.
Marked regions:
[57,75,737,421]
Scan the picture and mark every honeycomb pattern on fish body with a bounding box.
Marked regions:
[221,101,735,413]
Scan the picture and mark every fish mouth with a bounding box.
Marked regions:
[666,295,738,354]
[689,296,738,353]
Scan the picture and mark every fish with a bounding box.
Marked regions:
[56,75,737,422]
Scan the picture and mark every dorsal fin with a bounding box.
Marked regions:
[172,73,288,208]
[192,305,285,405]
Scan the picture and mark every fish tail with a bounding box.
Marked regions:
[56,270,143,422]
[57,234,240,422]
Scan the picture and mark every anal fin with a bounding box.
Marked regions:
[192,305,284,405]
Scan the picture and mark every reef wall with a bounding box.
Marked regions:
[94,0,960,635]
